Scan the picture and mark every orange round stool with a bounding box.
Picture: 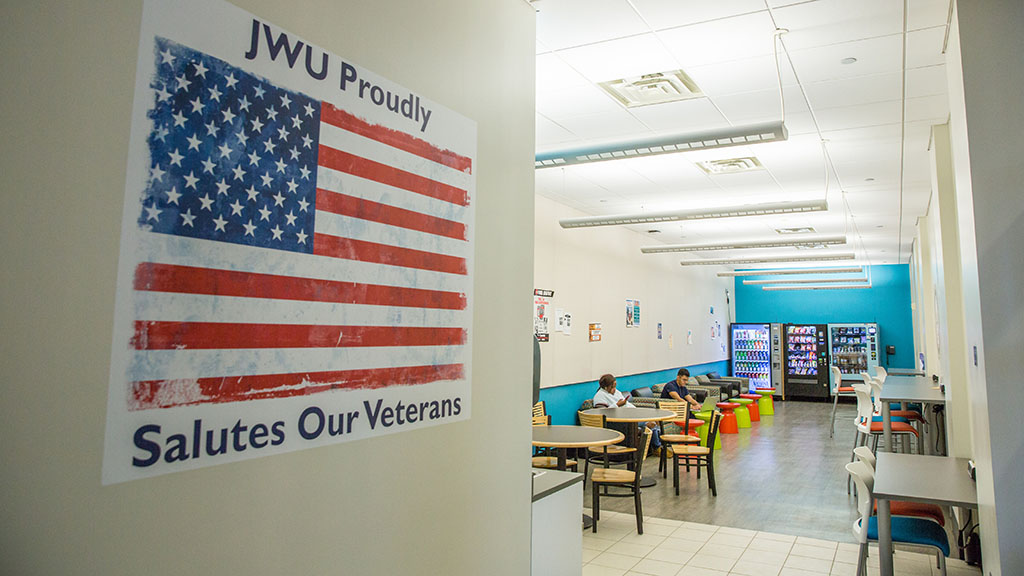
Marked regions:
[739,394,761,421]
[716,402,740,434]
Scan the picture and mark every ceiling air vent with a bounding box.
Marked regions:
[775,227,817,235]
[599,70,703,108]
[696,157,764,175]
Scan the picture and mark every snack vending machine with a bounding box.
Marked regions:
[827,323,880,393]
[782,324,830,399]
[729,323,782,391]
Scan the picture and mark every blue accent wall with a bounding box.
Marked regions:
[734,264,914,372]
[538,359,729,425]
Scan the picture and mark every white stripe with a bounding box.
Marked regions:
[133,291,467,326]
[314,209,470,259]
[129,345,467,382]
[318,121,473,191]
[315,165,467,223]
[136,233,470,293]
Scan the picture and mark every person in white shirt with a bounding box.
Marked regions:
[592,374,661,452]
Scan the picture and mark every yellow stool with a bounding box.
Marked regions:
[755,388,775,416]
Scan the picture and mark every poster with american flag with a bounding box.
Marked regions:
[104,0,474,484]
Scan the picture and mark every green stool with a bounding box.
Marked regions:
[733,398,753,428]
[694,411,721,449]
[755,388,775,415]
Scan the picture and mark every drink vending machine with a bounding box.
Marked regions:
[782,324,830,399]
[827,323,880,393]
[729,323,782,390]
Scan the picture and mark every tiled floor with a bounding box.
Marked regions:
[579,511,982,576]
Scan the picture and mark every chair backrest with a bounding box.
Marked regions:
[632,428,653,485]
[630,386,654,398]
[853,385,874,434]
[845,461,875,544]
[830,366,842,388]
[853,445,876,470]
[705,411,723,455]
[578,411,606,428]
[657,399,688,420]
[532,414,550,426]
[875,366,887,383]
[532,401,546,417]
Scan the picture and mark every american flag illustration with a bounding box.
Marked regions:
[127,37,472,411]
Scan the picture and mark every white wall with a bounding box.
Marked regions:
[0,1,536,574]
[533,195,732,387]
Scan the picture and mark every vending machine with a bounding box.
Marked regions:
[827,323,880,393]
[729,323,783,390]
[782,324,830,399]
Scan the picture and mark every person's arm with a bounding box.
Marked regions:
[667,390,684,402]
[684,393,701,412]
[617,392,629,407]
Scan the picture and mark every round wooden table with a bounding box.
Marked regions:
[582,406,675,487]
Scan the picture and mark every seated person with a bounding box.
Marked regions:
[660,368,703,413]
[593,374,661,452]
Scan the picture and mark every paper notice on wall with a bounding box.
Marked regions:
[555,308,564,333]
[625,299,634,327]
[589,323,602,342]
[687,330,693,345]
[534,293,551,342]
[657,322,662,340]
[563,313,572,336]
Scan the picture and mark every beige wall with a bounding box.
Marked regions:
[533,195,732,388]
[0,1,536,574]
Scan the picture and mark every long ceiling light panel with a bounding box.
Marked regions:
[762,283,872,291]
[559,199,826,229]
[641,235,845,254]
[716,266,864,277]
[680,252,855,267]
[535,121,788,168]
[742,276,869,285]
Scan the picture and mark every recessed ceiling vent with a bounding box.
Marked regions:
[696,157,764,175]
[599,70,703,108]
[775,226,816,235]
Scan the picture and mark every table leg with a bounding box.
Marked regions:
[878,498,894,576]
[882,402,892,452]
[557,447,567,471]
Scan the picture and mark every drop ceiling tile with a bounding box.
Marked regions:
[631,0,767,30]
[625,97,729,134]
[905,64,947,98]
[561,160,663,193]
[907,0,950,31]
[905,93,948,123]
[687,54,799,97]
[616,154,712,188]
[705,170,780,193]
[657,11,778,68]
[535,0,650,51]
[537,83,622,118]
[814,100,903,132]
[771,0,903,51]
[803,72,903,111]
[906,26,946,69]
[710,85,808,125]
[786,34,903,83]
[555,108,653,141]
[535,114,580,148]
[556,33,680,83]
[536,53,593,92]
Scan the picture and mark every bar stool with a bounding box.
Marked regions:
[739,394,761,422]
[693,411,721,449]
[755,388,775,415]
[732,398,753,428]
[716,402,740,434]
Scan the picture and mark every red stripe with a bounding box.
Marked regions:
[315,188,466,241]
[313,232,466,275]
[318,144,469,207]
[320,103,473,174]
[129,363,464,410]
[133,262,466,310]
[132,321,466,350]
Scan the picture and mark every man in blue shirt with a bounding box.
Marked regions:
[661,368,702,413]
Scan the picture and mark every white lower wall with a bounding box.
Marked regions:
[0,1,536,574]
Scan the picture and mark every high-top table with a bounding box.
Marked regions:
[873,453,977,576]
[582,406,674,487]
[877,375,945,453]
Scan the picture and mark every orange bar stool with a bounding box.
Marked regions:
[755,388,775,415]
[739,394,761,422]
[716,402,740,434]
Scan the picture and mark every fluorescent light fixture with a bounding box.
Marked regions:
[762,283,872,291]
[559,199,826,229]
[743,276,869,285]
[641,235,845,254]
[680,252,855,267]
[716,266,864,277]
[535,121,788,168]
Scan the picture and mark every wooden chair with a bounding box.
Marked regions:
[656,400,700,478]
[532,401,546,418]
[591,427,653,535]
[531,414,578,471]
[578,411,635,484]
[671,410,722,497]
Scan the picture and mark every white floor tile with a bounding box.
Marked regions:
[608,541,657,558]
[833,548,860,564]
[729,558,783,576]
[715,525,758,538]
[696,543,743,560]
[783,554,834,574]
[646,547,695,565]
[590,526,636,542]
[738,548,788,567]
[584,535,618,552]
[795,536,839,550]
[591,552,643,571]
[618,532,668,548]
[756,531,798,543]
[670,526,714,543]
[676,566,727,576]
[583,548,602,562]
[748,537,794,554]
[790,543,838,561]
[645,517,684,528]
[828,560,859,576]
[778,567,832,576]
[706,532,752,548]
[657,537,706,554]
[630,558,687,576]
[686,552,737,572]
[583,563,629,576]
[641,522,683,536]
